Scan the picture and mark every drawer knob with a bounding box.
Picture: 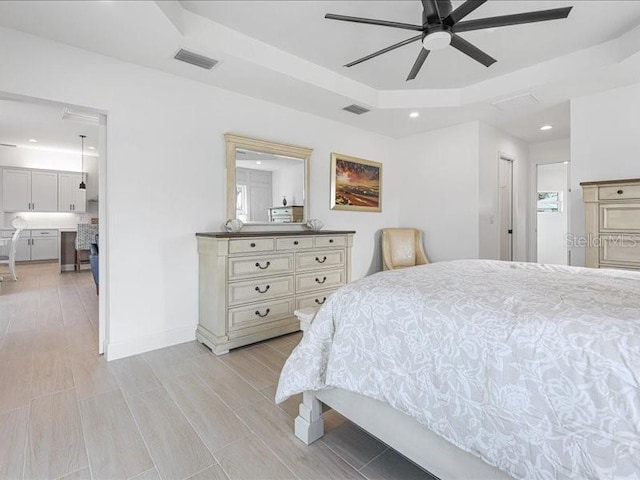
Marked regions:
[255,308,270,318]
[617,189,624,195]
[315,256,327,264]
[315,276,327,284]
[255,285,270,294]
[293,240,299,245]
[250,243,256,248]
[255,261,271,270]
[329,239,334,243]
[315,297,327,305]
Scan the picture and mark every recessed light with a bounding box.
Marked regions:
[88,146,96,150]
[256,161,262,165]
[540,125,553,131]
[563,161,569,164]
[409,112,420,118]
[28,138,38,143]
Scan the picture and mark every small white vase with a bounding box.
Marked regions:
[223,218,244,233]
[306,219,323,231]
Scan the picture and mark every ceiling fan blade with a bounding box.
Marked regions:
[345,35,422,68]
[454,6,573,33]
[407,48,430,81]
[444,0,488,25]
[325,13,423,31]
[450,33,496,67]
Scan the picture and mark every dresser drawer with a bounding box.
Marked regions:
[228,275,294,305]
[599,185,640,201]
[314,235,346,248]
[600,204,640,232]
[276,236,313,250]
[600,235,640,265]
[228,297,295,333]
[31,229,58,237]
[296,250,345,272]
[296,289,338,309]
[229,238,274,254]
[296,269,345,294]
[228,254,293,280]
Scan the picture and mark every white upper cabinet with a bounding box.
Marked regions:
[2,168,58,212]
[30,171,58,212]
[58,173,86,213]
[2,169,31,211]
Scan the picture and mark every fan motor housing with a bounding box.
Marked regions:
[422,0,453,24]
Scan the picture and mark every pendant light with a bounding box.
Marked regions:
[78,134,86,190]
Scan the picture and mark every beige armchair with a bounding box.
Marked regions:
[381,228,429,270]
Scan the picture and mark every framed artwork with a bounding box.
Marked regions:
[537,191,562,213]
[330,153,382,212]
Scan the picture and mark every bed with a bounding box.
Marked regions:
[276,260,640,480]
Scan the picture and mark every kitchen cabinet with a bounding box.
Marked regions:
[0,229,59,261]
[58,173,86,213]
[2,169,58,212]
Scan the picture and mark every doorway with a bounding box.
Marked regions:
[0,93,107,354]
[499,156,514,261]
[536,162,569,265]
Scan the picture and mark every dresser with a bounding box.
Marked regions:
[268,206,304,223]
[195,230,355,354]
[581,178,640,270]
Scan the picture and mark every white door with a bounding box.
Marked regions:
[58,173,74,212]
[2,169,31,212]
[16,237,30,261]
[72,174,87,213]
[499,158,514,261]
[537,163,569,265]
[31,237,59,261]
[31,171,58,212]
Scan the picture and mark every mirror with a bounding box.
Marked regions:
[225,134,312,224]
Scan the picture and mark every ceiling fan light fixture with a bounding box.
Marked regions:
[422,31,451,51]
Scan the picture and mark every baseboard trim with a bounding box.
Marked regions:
[105,325,196,361]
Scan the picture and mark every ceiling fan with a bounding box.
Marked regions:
[325,0,573,81]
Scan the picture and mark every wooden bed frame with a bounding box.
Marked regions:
[295,388,513,480]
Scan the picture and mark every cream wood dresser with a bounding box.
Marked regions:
[196,230,355,354]
[581,178,640,270]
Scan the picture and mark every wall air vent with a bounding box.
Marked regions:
[174,49,218,70]
[490,93,540,112]
[62,108,100,125]
[0,143,17,148]
[342,104,370,115]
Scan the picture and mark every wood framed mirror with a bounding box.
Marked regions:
[225,133,312,225]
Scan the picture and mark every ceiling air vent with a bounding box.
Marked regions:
[342,104,370,115]
[0,143,17,148]
[490,93,540,112]
[62,108,100,125]
[174,49,218,70]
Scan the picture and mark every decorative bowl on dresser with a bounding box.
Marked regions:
[581,178,640,270]
[195,230,355,355]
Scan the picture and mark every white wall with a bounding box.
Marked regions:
[396,122,481,261]
[478,122,530,262]
[570,83,640,266]
[272,163,304,207]
[0,27,398,359]
[536,163,568,265]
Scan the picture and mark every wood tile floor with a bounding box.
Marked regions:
[0,263,436,480]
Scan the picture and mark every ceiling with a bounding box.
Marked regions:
[0,1,639,142]
[0,98,99,156]
[182,1,640,90]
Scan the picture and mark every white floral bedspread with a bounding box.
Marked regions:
[276,260,640,480]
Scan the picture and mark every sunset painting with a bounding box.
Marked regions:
[330,153,382,212]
